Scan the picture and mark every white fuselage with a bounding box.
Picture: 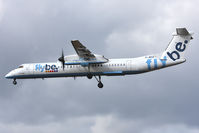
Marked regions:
[5,55,185,79]
[4,28,193,88]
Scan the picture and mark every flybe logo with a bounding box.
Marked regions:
[35,64,58,72]
[146,56,167,70]
[167,40,188,61]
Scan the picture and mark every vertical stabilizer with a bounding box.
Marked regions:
[161,28,193,61]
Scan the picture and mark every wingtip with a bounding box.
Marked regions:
[71,40,79,42]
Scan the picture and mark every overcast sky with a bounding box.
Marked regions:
[0,0,199,133]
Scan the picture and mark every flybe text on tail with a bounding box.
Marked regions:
[161,28,193,61]
[167,40,188,61]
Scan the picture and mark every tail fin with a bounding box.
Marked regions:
[161,28,193,61]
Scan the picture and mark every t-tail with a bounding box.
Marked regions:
[160,28,193,67]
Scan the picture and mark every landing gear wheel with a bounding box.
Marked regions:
[13,79,17,85]
[98,82,103,88]
[87,74,93,79]
[94,75,104,88]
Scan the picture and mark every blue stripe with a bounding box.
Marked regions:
[103,71,123,74]
[6,70,144,79]
[65,61,107,65]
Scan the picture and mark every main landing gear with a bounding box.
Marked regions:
[94,75,103,88]
[87,73,93,79]
[13,79,17,85]
[87,65,102,88]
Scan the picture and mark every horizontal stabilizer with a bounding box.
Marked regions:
[176,28,190,35]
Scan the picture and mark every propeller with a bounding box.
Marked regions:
[58,49,65,70]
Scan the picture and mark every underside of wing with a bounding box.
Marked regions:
[71,40,95,60]
[67,40,108,66]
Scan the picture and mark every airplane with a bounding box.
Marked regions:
[5,28,193,88]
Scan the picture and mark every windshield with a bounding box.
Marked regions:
[18,65,24,69]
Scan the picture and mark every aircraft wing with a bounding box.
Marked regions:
[71,40,95,60]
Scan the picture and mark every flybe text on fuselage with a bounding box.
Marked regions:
[146,56,167,70]
[35,64,58,72]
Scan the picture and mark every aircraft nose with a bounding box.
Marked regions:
[5,71,14,79]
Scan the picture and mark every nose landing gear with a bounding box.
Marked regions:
[94,75,103,88]
[13,79,17,85]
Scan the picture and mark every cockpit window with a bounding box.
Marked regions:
[18,65,24,68]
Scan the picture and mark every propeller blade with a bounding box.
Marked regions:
[62,49,64,58]
[62,60,65,70]
[58,49,65,70]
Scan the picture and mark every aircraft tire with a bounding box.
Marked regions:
[87,74,93,79]
[98,82,103,88]
[13,80,17,85]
